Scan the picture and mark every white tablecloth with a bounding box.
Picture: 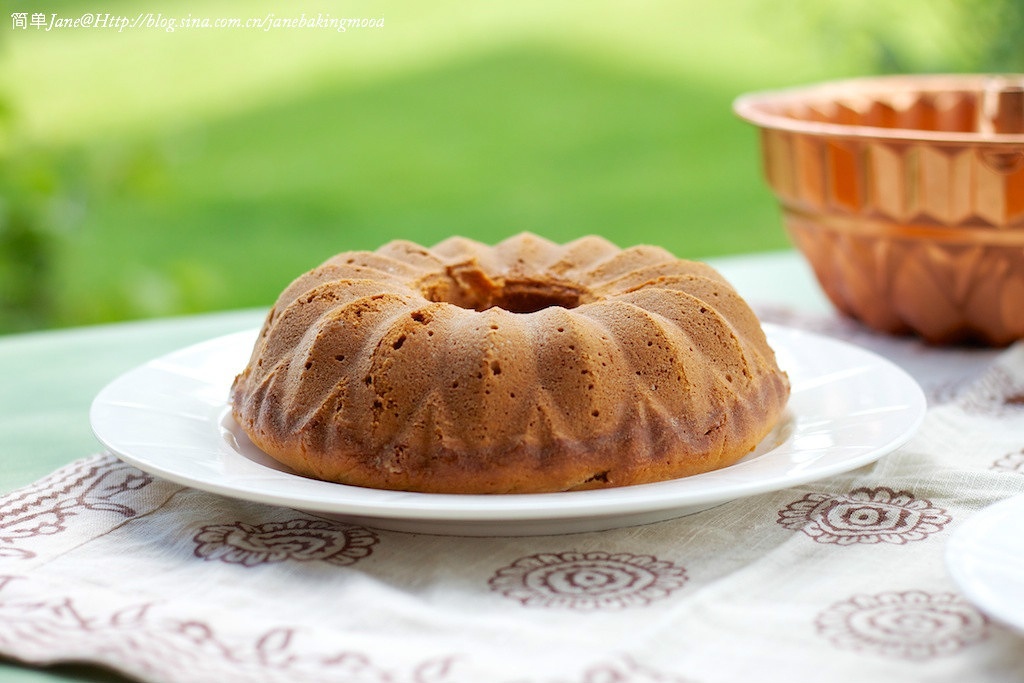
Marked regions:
[2,253,1023,683]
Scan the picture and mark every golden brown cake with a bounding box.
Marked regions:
[231,233,790,494]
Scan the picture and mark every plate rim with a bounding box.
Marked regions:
[945,493,1024,632]
[90,323,927,526]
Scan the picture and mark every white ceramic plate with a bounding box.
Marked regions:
[91,324,925,536]
[946,494,1024,633]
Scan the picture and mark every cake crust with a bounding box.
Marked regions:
[231,233,790,494]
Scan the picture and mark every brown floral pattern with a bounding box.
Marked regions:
[0,575,697,683]
[193,519,378,568]
[0,455,153,560]
[567,656,696,683]
[815,591,989,659]
[991,449,1024,474]
[488,551,687,610]
[957,364,1024,417]
[925,377,973,407]
[0,575,456,683]
[777,487,951,545]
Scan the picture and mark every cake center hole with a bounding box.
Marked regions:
[421,266,591,313]
[492,279,586,313]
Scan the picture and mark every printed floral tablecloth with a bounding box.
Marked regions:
[2,305,1024,683]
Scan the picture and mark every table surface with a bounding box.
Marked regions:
[4,250,1013,682]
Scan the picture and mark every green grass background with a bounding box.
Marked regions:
[0,0,1018,332]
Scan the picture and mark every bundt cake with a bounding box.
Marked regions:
[231,233,790,494]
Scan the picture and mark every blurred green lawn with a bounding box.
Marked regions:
[0,0,1008,332]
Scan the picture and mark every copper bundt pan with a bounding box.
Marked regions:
[735,74,1024,346]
